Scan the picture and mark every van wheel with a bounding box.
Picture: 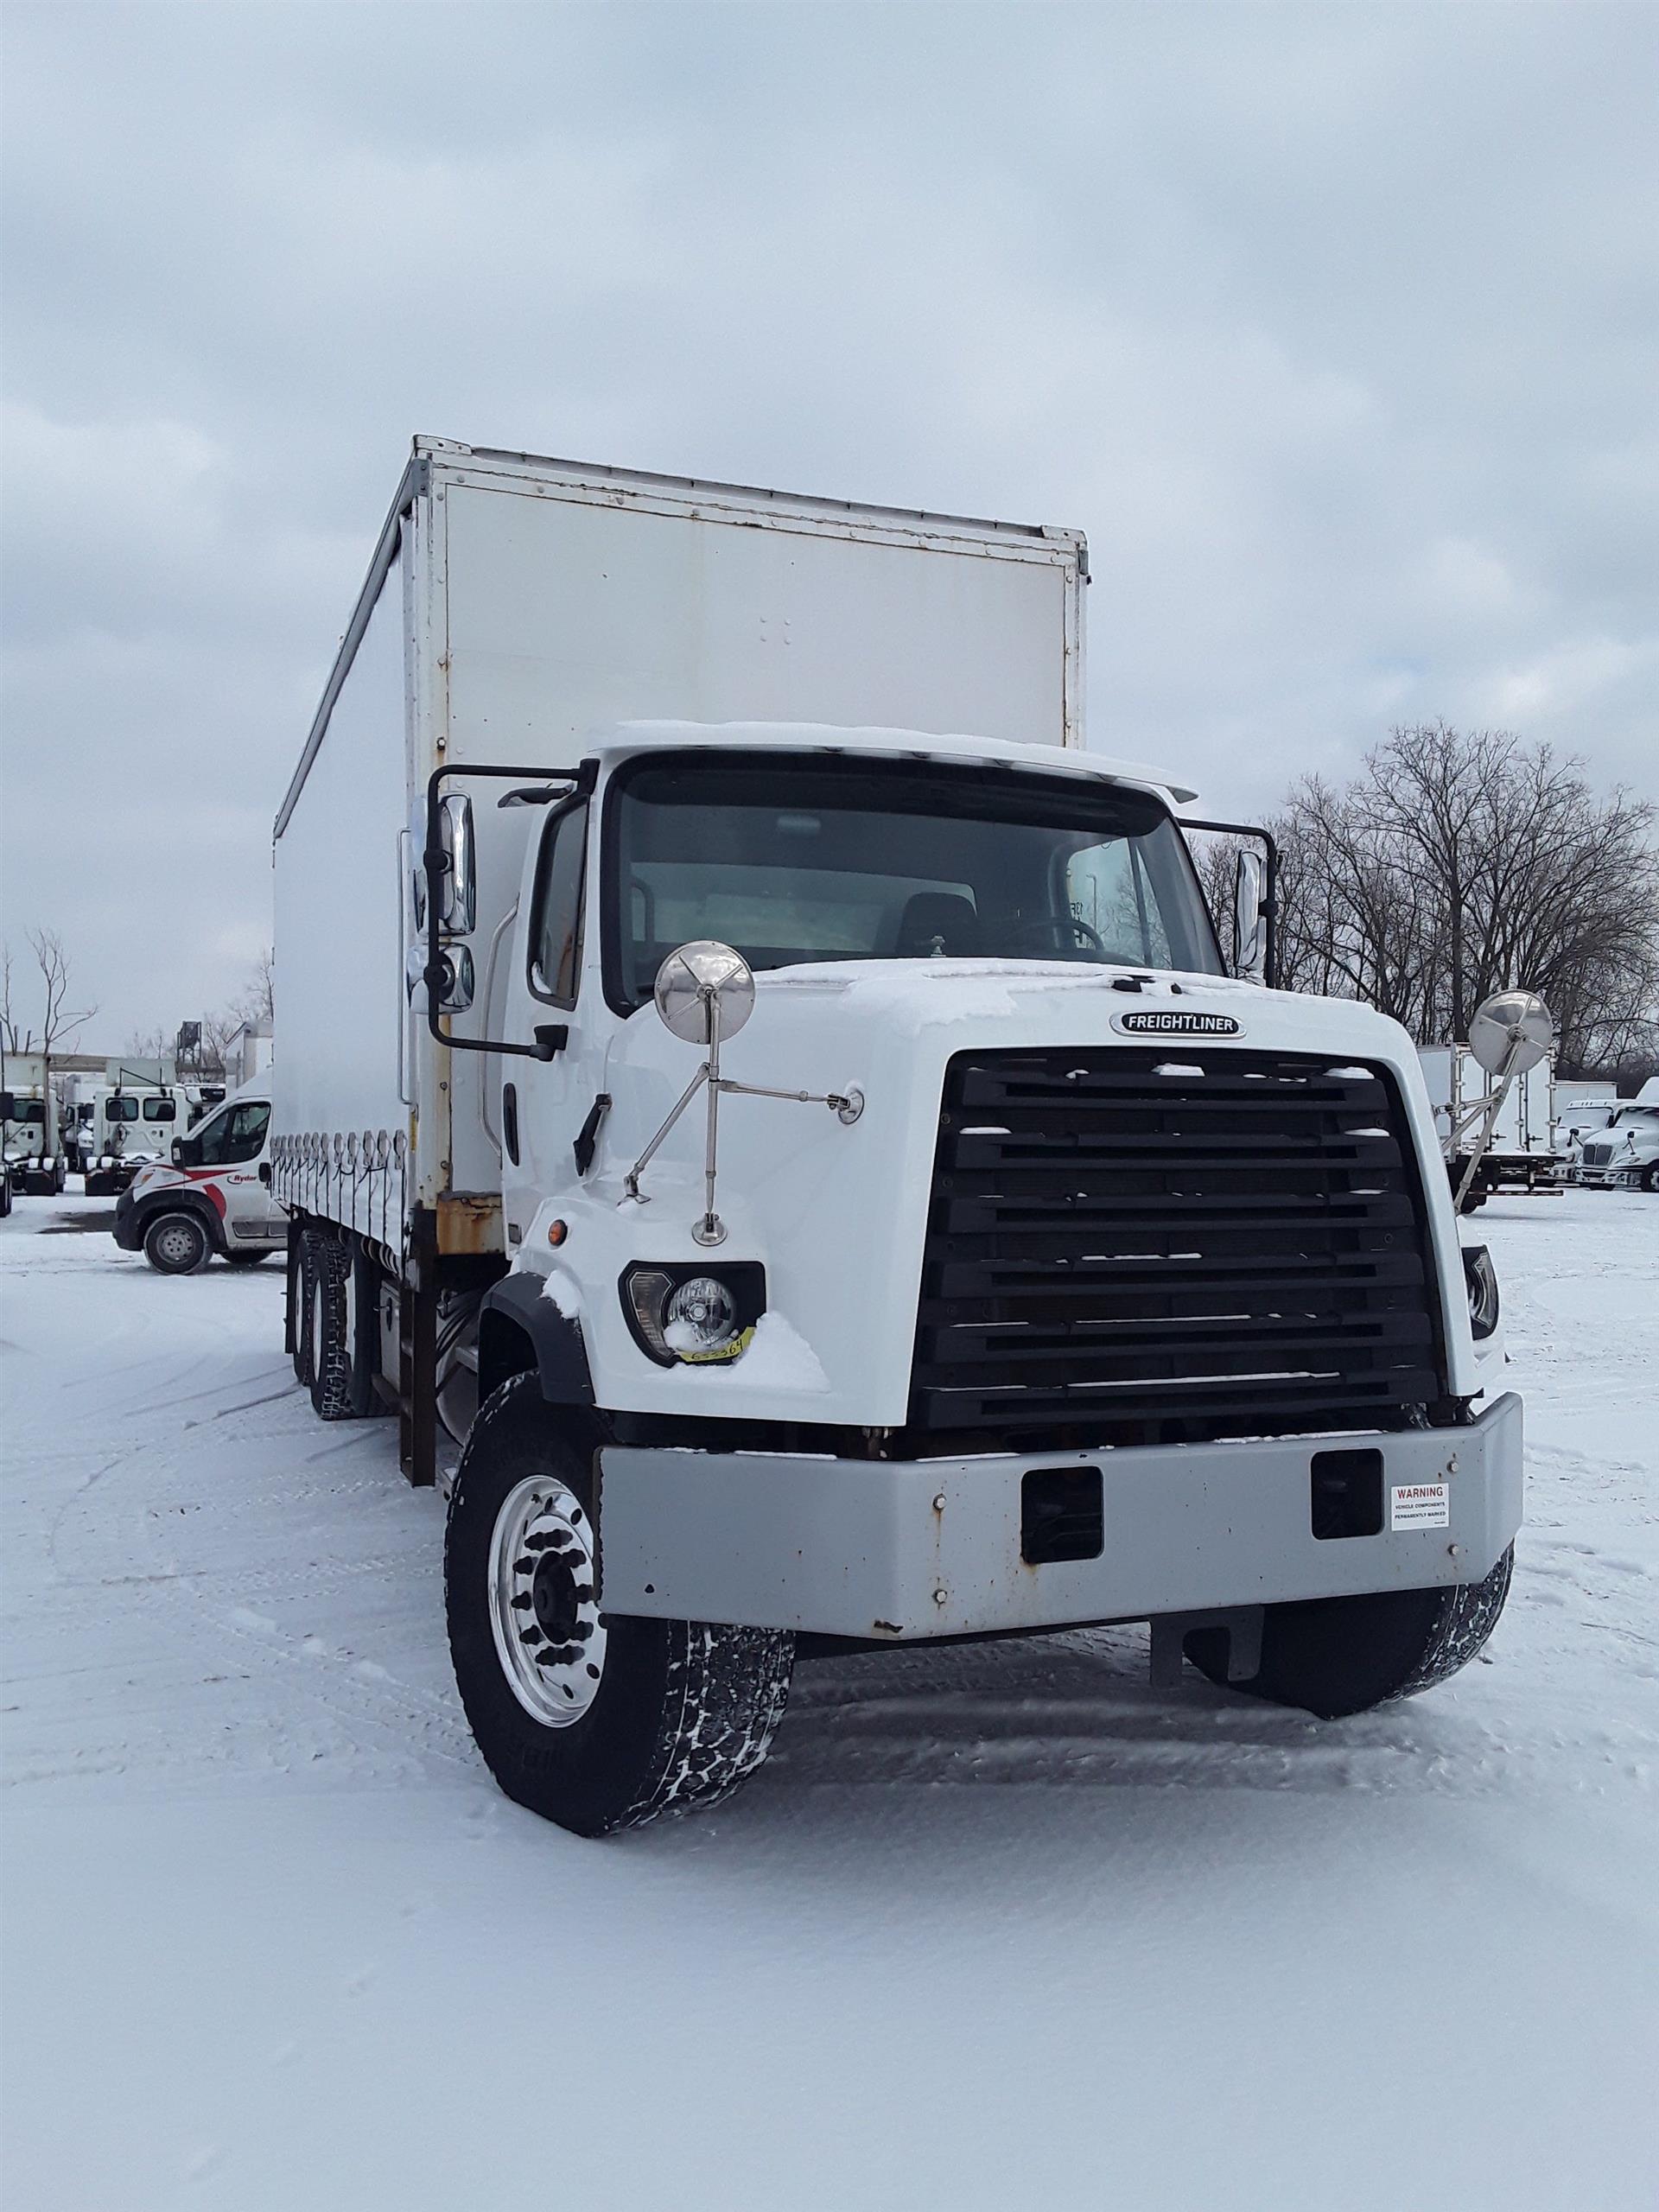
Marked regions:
[308,1235,356,1420]
[143,1210,212,1275]
[446,1375,794,1837]
[1183,1546,1514,1719]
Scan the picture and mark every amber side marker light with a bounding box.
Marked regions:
[547,1219,569,1248]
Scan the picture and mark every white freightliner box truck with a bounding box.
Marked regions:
[272,438,1522,1837]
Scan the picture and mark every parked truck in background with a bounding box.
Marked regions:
[1573,1084,1659,1191]
[1419,1041,1558,1205]
[271,439,1522,1837]
[84,1071,195,1198]
[0,1058,66,1196]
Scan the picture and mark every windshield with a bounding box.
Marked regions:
[1612,1108,1658,1129]
[3,1097,46,1124]
[106,1096,139,1122]
[607,753,1222,1010]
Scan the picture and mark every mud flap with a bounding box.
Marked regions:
[1151,1606,1264,1688]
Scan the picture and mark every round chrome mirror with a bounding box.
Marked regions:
[1468,988,1553,1076]
[654,941,755,1046]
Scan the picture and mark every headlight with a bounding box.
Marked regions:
[1462,1243,1500,1341]
[621,1262,765,1366]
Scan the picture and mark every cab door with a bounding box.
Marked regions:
[499,798,600,1251]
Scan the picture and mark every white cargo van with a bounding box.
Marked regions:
[112,1082,286,1269]
[271,440,1522,1836]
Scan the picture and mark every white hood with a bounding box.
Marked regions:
[513,959,1478,1426]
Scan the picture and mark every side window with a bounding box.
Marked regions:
[529,803,588,1007]
[143,1096,177,1123]
[194,1102,268,1166]
[106,1096,138,1123]
[220,1103,270,1164]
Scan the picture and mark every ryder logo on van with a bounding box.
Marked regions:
[1110,1010,1243,1038]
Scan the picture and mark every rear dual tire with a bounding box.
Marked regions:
[446,1376,794,1837]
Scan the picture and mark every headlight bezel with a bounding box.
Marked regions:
[620,1261,766,1367]
[1462,1243,1501,1342]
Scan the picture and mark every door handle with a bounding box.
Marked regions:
[503,1083,519,1166]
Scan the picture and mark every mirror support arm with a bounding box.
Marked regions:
[422,760,596,1059]
[1181,817,1280,988]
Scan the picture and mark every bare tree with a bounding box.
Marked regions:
[1266,725,1659,1077]
[0,942,22,1056]
[1,932,96,1151]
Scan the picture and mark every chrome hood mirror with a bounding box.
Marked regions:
[624,939,861,1245]
[1450,988,1553,1216]
[654,940,756,1045]
[1468,989,1552,1077]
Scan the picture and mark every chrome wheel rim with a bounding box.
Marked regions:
[156,1220,199,1268]
[487,1474,607,1727]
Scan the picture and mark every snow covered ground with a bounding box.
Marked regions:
[3,1188,1655,2210]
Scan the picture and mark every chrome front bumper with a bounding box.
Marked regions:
[596,1393,1523,1640]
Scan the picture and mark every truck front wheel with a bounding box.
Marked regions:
[446,1376,794,1837]
[1183,1546,1514,1719]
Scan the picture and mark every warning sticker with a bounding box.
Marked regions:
[1390,1480,1450,1531]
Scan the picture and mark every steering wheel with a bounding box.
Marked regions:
[1006,915,1106,957]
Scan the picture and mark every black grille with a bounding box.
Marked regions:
[908,1047,1445,1446]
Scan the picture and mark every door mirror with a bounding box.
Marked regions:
[172,1136,201,1167]
[436,791,476,934]
[1232,848,1268,983]
[432,943,475,1013]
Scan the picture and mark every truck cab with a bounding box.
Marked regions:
[283,719,1522,1838]
[0,1088,64,1196]
[85,1084,194,1197]
[113,1084,285,1271]
[1574,1101,1659,1191]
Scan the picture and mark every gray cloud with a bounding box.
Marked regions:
[3,2,1655,1040]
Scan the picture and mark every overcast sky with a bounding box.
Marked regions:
[3,2,1656,1046]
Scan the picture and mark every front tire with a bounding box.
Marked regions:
[446,1376,794,1836]
[143,1210,212,1275]
[1184,1546,1514,1719]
